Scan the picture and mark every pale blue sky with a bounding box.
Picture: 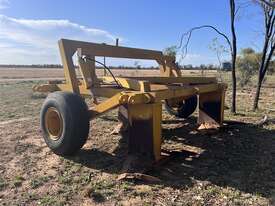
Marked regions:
[0,0,264,66]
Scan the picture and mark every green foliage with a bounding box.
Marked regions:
[240,48,255,55]
[237,48,261,87]
[163,45,177,57]
[0,177,7,191]
[39,195,64,206]
[12,175,25,187]
[30,176,51,189]
[209,38,229,55]
[209,38,229,67]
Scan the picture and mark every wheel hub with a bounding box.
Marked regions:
[45,107,63,140]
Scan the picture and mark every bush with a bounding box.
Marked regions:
[237,48,261,87]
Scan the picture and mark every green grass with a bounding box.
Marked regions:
[0,176,7,191]
[0,81,46,121]
[12,175,25,187]
[30,176,51,189]
[38,195,66,206]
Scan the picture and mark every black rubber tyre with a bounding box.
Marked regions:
[40,91,90,155]
[165,95,198,118]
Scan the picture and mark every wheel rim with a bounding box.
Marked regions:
[45,107,63,141]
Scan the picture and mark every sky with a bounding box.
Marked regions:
[0,0,265,66]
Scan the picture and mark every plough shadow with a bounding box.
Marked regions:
[68,117,275,198]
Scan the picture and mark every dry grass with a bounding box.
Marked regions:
[0,68,218,80]
[0,69,274,205]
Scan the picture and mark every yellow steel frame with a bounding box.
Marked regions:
[34,39,227,161]
[119,103,163,161]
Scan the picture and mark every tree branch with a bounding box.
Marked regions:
[256,0,275,8]
[261,42,275,77]
[268,12,275,37]
[177,25,232,60]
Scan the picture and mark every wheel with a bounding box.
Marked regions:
[40,91,90,155]
[165,95,198,118]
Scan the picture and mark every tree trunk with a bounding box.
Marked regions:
[252,4,275,111]
[231,54,237,113]
[253,73,263,110]
[253,41,268,111]
[230,0,237,114]
[252,44,274,111]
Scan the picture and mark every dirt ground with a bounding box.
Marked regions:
[0,68,157,80]
[0,69,274,205]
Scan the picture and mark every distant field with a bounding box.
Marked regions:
[1,67,275,90]
[0,67,218,80]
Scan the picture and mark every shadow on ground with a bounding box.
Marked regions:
[68,117,275,198]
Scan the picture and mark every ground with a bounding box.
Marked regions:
[0,69,274,205]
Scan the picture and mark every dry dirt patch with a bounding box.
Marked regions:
[0,115,274,205]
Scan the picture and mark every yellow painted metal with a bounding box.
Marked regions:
[126,92,152,104]
[152,103,162,161]
[121,76,217,84]
[57,39,182,95]
[194,83,225,94]
[89,91,153,119]
[33,39,225,114]
[44,107,63,141]
[89,93,128,118]
[126,103,162,161]
[78,56,96,89]
[198,84,227,125]
[102,76,150,92]
[34,81,226,109]
[150,86,196,102]
[34,38,228,163]
[220,87,226,124]
[157,56,181,77]
[59,39,175,64]
[33,82,125,98]
[218,83,227,124]
[32,84,60,93]
[58,39,79,93]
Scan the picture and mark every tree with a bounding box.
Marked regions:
[163,45,181,69]
[268,58,275,74]
[134,61,141,69]
[257,0,275,8]
[253,1,275,111]
[229,0,238,114]
[163,45,177,58]
[237,48,261,87]
[176,0,238,113]
[209,38,229,68]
